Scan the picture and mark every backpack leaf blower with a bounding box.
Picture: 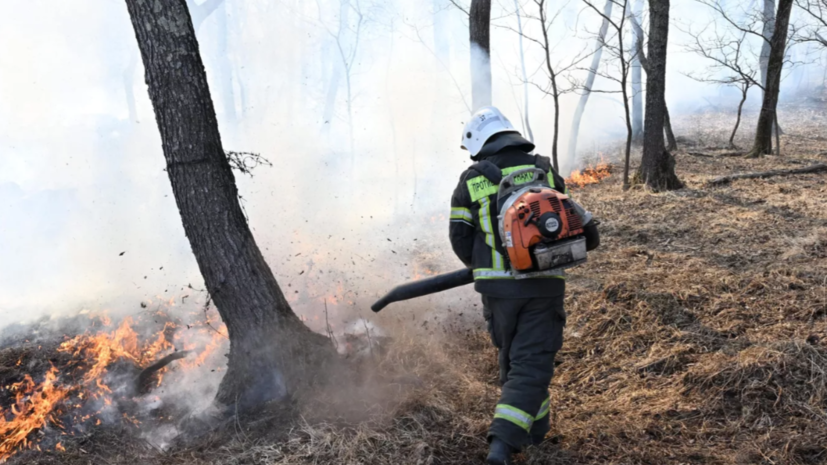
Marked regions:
[372,167,599,312]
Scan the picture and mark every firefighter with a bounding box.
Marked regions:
[449,106,568,464]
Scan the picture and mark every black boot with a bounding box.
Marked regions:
[530,432,546,446]
[487,438,514,465]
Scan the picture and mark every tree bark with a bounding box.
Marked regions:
[630,14,677,152]
[124,0,333,410]
[631,0,644,141]
[567,0,613,168]
[748,0,793,157]
[470,0,492,111]
[635,0,682,191]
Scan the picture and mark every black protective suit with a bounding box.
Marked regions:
[449,133,567,450]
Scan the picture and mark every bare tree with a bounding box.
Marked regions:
[794,0,827,47]
[682,25,760,148]
[567,0,613,168]
[582,0,635,188]
[631,0,644,140]
[629,14,678,151]
[535,0,586,171]
[698,0,796,155]
[124,0,334,409]
[470,0,493,110]
[635,0,682,190]
[318,0,365,164]
[748,0,794,157]
[508,0,584,170]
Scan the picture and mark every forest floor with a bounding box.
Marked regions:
[4,102,827,464]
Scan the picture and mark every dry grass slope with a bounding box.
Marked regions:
[5,107,827,464]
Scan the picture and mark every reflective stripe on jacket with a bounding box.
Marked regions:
[449,148,568,298]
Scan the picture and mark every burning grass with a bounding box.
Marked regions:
[0,306,227,463]
[3,108,827,464]
[565,159,612,188]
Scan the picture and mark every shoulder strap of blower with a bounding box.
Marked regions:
[469,154,551,187]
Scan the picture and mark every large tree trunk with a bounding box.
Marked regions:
[635,0,682,191]
[631,0,644,141]
[124,0,333,410]
[470,0,492,111]
[748,0,793,157]
[567,0,613,169]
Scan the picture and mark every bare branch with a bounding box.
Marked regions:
[448,0,470,15]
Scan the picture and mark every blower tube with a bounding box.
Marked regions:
[371,220,599,312]
[371,268,474,312]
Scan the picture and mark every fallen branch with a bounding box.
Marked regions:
[707,164,827,186]
[685,151,745,159]
[685,152,715,158]
[136,351,191,393]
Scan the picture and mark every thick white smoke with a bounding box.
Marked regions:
[0,0,824,323]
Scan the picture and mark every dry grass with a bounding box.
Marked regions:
[6,106,827,464]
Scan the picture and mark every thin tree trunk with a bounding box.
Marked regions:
[387,20,400,213]
[759,0,776,94]
[630,14,677,152]
[635,0,682,191]
[567,0,613,168]
[747,0,793,157]
[774,112,781,155]
[621,52,633,190]
[322,0,350,135]
[664,106,677,150]
[618,2,633,189]
[124,0,333,410]
[631,0,644,141]
[538,0,560,170]
[470,0,493,111]
[515,0,534,142]
[322,64,343,129]
[730,86,748,148]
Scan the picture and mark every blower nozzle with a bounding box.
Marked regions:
[371,268,474,312]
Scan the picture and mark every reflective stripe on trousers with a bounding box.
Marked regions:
[494,397,551,432]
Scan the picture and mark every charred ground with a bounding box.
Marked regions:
[2,103,827,464]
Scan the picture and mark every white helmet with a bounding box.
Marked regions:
[461,106,518,157]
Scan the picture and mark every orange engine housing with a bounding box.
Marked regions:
[501,188,585,271]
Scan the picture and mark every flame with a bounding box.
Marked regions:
[0,301,225,462]
[0,365,68,461]
[566,161,612,188]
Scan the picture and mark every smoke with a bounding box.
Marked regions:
[1,0,825,328]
